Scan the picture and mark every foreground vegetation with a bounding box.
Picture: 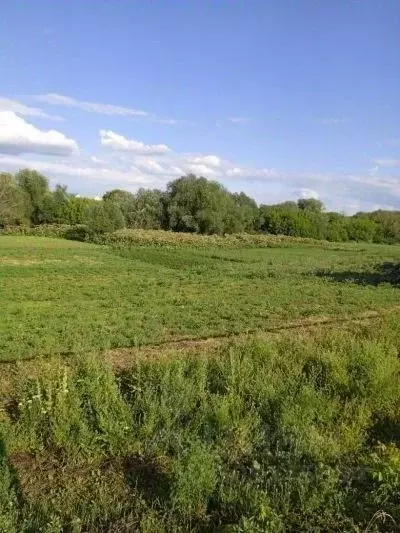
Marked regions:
[1,236,400,362]
[2,169,400,243]
[1,317,400,532]
[1,234,399,531]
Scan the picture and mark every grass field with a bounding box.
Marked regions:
[1,236,400,362]
[1,235,400,532]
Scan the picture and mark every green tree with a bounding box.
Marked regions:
[297,197,324,212]
[326,212,349,242]
[259,202,299,235]
[130,188,165,229]
[346,217,377,242]
[15,169,50,224]
[231,192,259,232]
[52,185,70,222]
[367,210,400,244]
[57,196,95,225]
[103,188,165,229]
[166,174,241,234]
[0,172,28,226]
[27,184,71,224]
[259,200,328,239]
[103,189,136,224]
[85,201,125,234]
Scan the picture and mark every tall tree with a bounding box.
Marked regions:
[166,174,240,234]
[15,169,50,224]
[297,198,324,212]
[103,188,165,229]
[85,201,125,234]
[130,188,165,229]
[232,192,259,232]
[0,172,27,226]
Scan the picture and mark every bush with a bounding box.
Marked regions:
[95,228,327,249]
[84,202,125,235]
[0,224,89,240]
[171,441,219,518]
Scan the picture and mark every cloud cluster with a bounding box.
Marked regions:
[0,155,159,187]
[189,155,221,167]
[1,136,399,213]
[372,158,400,168]
[100,130,170,155]
[0,112,78,156]
[0,93,398,213]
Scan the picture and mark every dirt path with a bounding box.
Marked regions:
[105,304,400,370]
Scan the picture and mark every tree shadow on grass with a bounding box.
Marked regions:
[315,262,400,288]
[369,414,400,445]
[0,437,26,526]
[122,455,170,504]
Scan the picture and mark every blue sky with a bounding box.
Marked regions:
[0,0,399,212]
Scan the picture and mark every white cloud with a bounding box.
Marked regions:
[226,167,278,180]
[319,117,349,125]
[216,117,250,127]
[294,188,320,200]
[0,111,78,156]
[153,118,196,126]
[228,117,249,124]
[36,93,148,117]
[387,138,400,147]
[226,167,243,176]
[2,147,399,214]
[135,157,164,173]
[0,155,158,186]
[34,93,196,126]
[169,165,185,175]
[100,130,170,155]
[90,156,107,164]
[0,97,63,121]
[372,158,400,168]
[153,118,180,125]
[189,155,221,167]
[1,114,399,214]
[187,164,218,176]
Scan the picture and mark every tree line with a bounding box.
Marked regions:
[1,168,399,243]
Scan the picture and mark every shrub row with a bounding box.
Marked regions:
[0,224,88,241]
[93,228,327,249]
[1,224,338,250]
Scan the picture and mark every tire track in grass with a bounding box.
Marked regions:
[104,304,400,370]
[0,305,399,391]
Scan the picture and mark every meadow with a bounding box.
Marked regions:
[0,234,400,532]
[1,235,400,363]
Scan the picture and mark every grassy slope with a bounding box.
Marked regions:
[1,236,400,362]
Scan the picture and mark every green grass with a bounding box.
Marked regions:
[1,319,400,531]
[1,235,400,531]
[1,236,400,362]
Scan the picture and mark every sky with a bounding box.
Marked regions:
[0,0,399,213]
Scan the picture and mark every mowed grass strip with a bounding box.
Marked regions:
[1,235,400,362]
